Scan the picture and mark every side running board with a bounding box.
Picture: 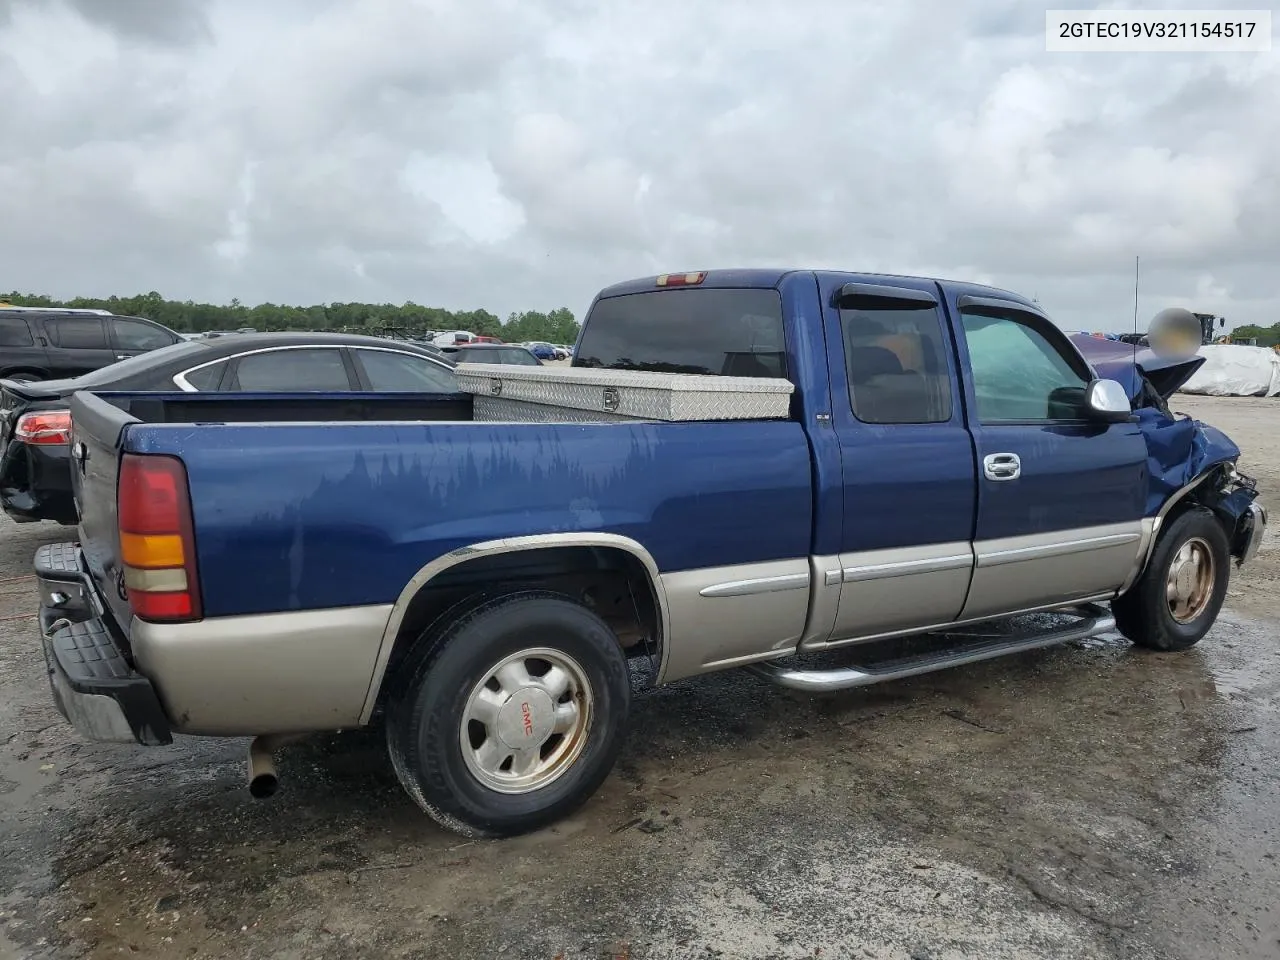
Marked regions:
[746,604,1116,692]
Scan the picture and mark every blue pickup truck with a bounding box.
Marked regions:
[35,269,1266,838]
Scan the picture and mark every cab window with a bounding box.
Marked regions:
[960,309,1090,422]
[840,299,953,424]
[575,288,788,378]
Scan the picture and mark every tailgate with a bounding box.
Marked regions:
[68,390,140,634]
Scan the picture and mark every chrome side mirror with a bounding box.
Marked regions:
[1085,378,1132,423]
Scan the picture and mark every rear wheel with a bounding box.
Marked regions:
[3,371,43,382]
[1113,507,1230,651]
[386,590,631,838]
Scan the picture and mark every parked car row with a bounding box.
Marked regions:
[523,341,572,361]
[426,330,572,359]
[0,296,586,526]
[1,331,459,525]
[0,307,184,382]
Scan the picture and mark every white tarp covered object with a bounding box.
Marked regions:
[1179,344,1280,397]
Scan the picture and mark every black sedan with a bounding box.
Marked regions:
[0,332,458,524]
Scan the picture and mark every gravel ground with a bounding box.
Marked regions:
[0,393,1277,960]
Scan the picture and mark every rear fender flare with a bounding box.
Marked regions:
[358,533,670,724]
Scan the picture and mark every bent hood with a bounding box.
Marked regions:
[1068,334,1206,401]
[1067,335,1241,517]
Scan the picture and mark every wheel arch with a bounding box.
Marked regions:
[1121,466,1231,596]
[359,533,670,724]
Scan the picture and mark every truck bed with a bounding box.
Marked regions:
[68,389,814,626]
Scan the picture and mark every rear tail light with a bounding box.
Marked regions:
[14,410,72,445]
[117,452,202,623]
[656,271,707,287]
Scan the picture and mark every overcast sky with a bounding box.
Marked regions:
[0,0,1276,331]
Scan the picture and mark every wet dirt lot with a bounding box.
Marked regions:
[1,394,1277,960]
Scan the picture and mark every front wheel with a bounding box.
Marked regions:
[1112,506,1230,651]
[386,590,631,838]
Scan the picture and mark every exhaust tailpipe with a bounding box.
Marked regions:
[247,735,285,798]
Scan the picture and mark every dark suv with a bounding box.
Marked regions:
[0,308,183,381]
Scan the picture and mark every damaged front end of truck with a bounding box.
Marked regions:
[1071,335,1266,568]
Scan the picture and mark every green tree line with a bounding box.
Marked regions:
[1230,323,1280,348]
[0,291,582,344]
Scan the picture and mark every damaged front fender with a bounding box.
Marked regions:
[1133,407,1242,519]
[1134,404,1262,569]
[1071,334,1263,570]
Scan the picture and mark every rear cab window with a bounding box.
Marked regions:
[574,287,788,378]
[839,292,954,425]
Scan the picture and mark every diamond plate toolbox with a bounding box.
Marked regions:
[473,396,633,423]
[454,363,793,422]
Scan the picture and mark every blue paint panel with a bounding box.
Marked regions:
[123,419,815,617]
[815,273,978,552]
[968,422,1148,539]
[775,272,843,558]
[836,424,978,550]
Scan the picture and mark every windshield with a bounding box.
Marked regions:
[574,288,788,377]
[72,339,211,386]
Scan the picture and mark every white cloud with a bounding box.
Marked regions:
[0,0,1277,331]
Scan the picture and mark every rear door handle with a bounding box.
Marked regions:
[983,452,1021,481]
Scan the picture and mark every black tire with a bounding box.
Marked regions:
[3,371,43,383]
[385,590,631,838]
[1112,506,1230,651]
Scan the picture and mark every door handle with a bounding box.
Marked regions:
[983,452,1021,481]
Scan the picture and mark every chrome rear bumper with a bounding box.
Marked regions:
[35,541,172,746]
